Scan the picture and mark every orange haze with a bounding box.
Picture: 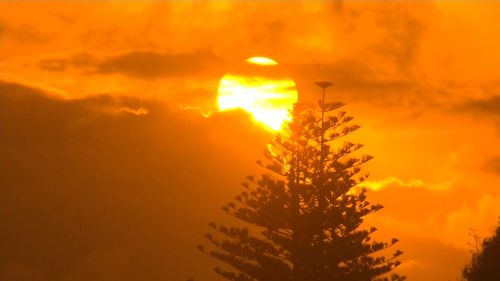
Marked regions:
[1,1,500,281]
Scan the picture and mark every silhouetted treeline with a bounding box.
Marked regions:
[463,219,500,281]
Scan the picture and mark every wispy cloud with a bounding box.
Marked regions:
[179,104,212,118]
[110,106,149,116]
[358,176,456,191]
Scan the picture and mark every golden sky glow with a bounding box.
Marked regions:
[1,1,500,281]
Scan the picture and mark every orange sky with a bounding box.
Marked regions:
[1,1,500,280]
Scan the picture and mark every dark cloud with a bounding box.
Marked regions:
[0,80,272,281]
[460,95,500,117]
[38,53,99,73]
[96,51,224,79]
[290,60,418,107]
[0,80,47,97]
[37,51,224,79]
[293,60,415,90]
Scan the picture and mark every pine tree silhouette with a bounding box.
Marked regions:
[200,83,404,281]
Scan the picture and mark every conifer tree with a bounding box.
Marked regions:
[463,219,500,281]
[199,83,404,281]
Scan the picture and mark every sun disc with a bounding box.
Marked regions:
[217,57,298,131]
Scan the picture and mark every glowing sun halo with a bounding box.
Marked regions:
[217,57,298,131]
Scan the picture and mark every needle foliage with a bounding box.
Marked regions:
[200,100,404,281]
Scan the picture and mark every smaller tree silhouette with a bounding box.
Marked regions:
[463,219,500,281]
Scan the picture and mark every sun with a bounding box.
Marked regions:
[217,57,298,131]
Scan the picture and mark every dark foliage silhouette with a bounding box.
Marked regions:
[200,85,403,281]
[463,219,500,281]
